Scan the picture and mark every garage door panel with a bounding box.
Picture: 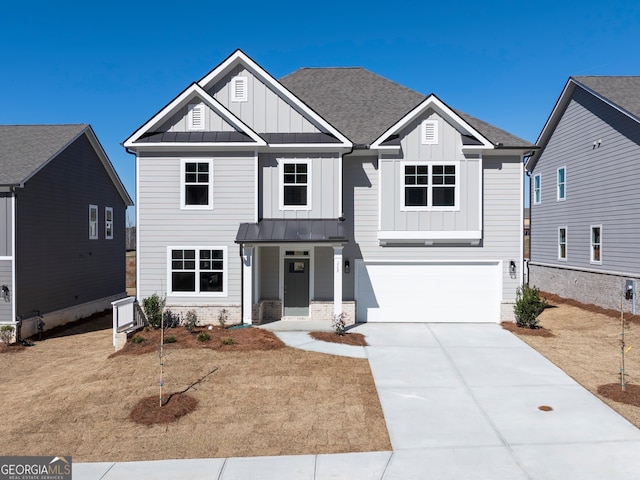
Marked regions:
[356,262,501,323]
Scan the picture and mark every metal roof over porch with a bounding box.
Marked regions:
[235,219,348,243]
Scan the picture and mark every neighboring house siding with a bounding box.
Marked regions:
[259,153,340,219]
[343,154,522,304]
[0,260,11,322]
[530,88,640,274]
[15,134,127,319]
[0,194,11,256]
[137,153,255,303]
[208,66,320,134]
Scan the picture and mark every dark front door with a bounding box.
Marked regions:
[284,259,309,316]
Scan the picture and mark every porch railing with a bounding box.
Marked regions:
[112,297,147,347]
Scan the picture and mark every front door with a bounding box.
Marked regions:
[284,259,309,316]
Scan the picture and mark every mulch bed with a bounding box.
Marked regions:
[501,321,554,337]
[129,393,198,425]
[111,325,285,357]
[597,383,640,407]
[0,344,26,354]
[309,331,368,346]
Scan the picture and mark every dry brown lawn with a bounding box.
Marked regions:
[0,316,390,462]
[506,294,640,428]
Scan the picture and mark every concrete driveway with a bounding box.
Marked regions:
[76,323,640,479]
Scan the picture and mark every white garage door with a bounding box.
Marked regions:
[355,261,501,323]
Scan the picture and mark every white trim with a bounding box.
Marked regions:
[399,161,460,211]
[105,206,114,240]
[242,245,253,324]
[519,157,523,283]
[198,50,352,147]
[378,230,482,244]
[11,192,16,323]
[533,173,541,205]
[279,159,312,211]
[187,103,206,130]
[166,246,228,297]
[124,83,266,148]
[135,154,141,297]
[421,119,439,145]
[557,166,566,201]
[231,76,248,102]
[590,224,602,265]
[558,226,567,261]
[279,246,314,318]
[180,159,214,210]
[254,152,259,223]
[89,204,98,240]
[338,155,343,217]
[371,94,494,150]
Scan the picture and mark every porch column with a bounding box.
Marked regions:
[333,246,343,317]
[242,245,254,325]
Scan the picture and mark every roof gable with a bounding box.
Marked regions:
[198,50,351,147]
[123,83,266,148]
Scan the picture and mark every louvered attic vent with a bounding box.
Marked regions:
[422,120,438,145]
[188,103,205,130]
[231,76,248,102]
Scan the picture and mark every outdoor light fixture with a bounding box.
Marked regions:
[344,260,350,273]
[509,260,516,275]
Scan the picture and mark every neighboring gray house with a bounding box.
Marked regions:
[124,50,534,325]
[0,125,133,338]
[526,76,640,312]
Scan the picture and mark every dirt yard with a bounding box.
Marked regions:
[505,294,640,428]
[0,316,390,462]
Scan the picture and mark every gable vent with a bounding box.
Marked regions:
[231,76,248,102]
[188,103,205,130]
[422,120,438,145]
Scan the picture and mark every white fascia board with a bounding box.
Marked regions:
[124,83,266,148]
[378,230,482,240]
[261,143,351,150]
[371,94,494,149]
[198,50,352,147]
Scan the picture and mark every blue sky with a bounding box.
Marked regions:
[2,0,639,220]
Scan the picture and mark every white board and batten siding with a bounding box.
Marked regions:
[137,153,256,304]
[347,152,523,323]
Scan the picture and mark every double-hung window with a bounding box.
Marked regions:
[105,207,113,240]
[590,225,602,264]
[169,247,226,295]
[402,162,458,210]
[181,159,213,209]
[281,160,311,210]
[89,205,98,239]
[557,167,566,201]
[558,227,567,260]
[533,174,541,205]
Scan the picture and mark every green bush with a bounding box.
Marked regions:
[163,335,177,344]
[221,337,235,345]
[514,285,548,329]
[142,294,165,329]
[197,332,210,342]
[0,325,15,344]
[132,335,144,344]
[183,310,198,332]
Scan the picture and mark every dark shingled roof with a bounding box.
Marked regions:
[0,124,89,185]
[573,76,640,121]
[236,219,347,243]
[280,67,532,148]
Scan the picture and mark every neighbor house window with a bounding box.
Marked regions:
[402,162,458,210]
[231,76,248,102]
[558,227,567,260]
[89,204,98,239]
[105,207,113,240]
[590,225,602,264]
[187,103,205,130]
[168,247,226,295]
[533,174,541,205]
[280,160,311,210]
[557,167,566,201]
[181,159,213,209]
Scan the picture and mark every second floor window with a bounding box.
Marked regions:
[402,162,457,209]
[533,174,541,204]
[281,160,310,209]
[181,160,213,209]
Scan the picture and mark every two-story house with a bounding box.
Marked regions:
[527,76,640,312]
[0,124,133,338]
[124,50,534,325]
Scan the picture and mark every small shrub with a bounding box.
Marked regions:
[197,332,210,343]
[163,309,181,329]
[163,336,177,344]
[0,325,15,344]
[221,337,235,345]
[332,312,347,335]
[218,309,229,329]
[514,285,548,329]
[142,294,165,329]
[132,335,144,344]
[183,310,198,332]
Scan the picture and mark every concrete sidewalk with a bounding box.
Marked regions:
[76,323,640,479]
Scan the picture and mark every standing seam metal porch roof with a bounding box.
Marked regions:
[235,219,347,243]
